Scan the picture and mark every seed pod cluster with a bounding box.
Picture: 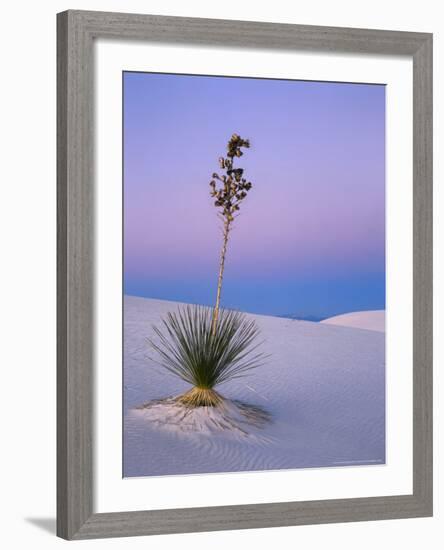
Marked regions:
[209,134,253,223]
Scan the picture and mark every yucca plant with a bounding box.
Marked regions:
[150,306,264,407]
[149,134,265,407]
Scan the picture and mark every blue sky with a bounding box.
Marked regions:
[124,72,385,319]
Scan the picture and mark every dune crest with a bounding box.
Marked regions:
[321,310,385,332]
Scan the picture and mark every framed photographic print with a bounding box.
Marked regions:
[57,10,433,540]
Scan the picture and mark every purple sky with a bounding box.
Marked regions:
[123,72,385,319]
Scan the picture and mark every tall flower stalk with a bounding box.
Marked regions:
[210,134,253,335]
[148,133,264,408]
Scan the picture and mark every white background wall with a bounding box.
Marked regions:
[0,1,441,548]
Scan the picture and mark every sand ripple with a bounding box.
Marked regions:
[134,396,271,442]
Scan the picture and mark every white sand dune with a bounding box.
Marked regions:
[321,310,385,333]
[134,396,272,442]
[124,296,385,477]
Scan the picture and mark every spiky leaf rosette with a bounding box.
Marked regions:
[148,305,265,405]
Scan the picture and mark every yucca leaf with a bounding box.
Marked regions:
[148,305,266,390]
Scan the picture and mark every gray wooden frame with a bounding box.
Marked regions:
[57,9,433,540]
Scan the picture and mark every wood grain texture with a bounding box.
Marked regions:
[56,10,69,539]
[57,10,94,540]
[72,494,430,540]
[69,9,429,54]
[412,35,433,512]
[56,9,433,540]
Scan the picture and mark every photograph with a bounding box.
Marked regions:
[122,71,386,478]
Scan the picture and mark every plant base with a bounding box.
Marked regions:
[136,394,271,438]
[175,387,223,408]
